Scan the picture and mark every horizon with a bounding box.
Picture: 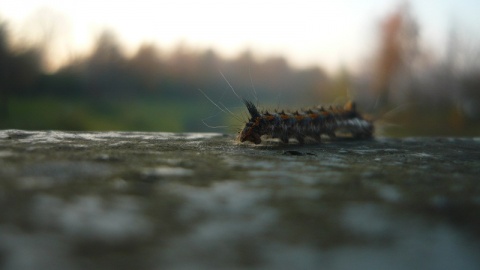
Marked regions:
[1,0,480,73]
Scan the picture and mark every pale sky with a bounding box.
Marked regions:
[1,0,479,72]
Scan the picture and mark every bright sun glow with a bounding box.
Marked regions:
[1,0,479,72]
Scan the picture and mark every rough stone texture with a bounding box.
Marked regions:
[1,129,480,270]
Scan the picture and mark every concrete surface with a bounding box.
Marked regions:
[1,130,480,270]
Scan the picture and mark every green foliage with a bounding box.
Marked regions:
[1,97,215,132]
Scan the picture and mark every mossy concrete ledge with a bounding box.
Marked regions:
[1,129,480,269]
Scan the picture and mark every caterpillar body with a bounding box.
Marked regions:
[239,100,374,144]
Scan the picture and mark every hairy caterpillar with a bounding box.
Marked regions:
[238,100,373,144]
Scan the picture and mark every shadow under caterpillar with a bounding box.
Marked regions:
[238,99,374,144]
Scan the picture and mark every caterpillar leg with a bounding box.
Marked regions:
[327,132,336,139]
[312,134,322,143]
[280,134,289,144]
[295,135,305,145]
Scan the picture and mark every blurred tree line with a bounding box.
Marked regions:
[0,3,479,135]
[0,17,334,132]
[0,21,329,105]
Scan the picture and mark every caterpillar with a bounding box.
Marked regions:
[238,100,374,144]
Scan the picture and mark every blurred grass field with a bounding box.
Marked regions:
[2,97,479,137]
[1,97,214,132]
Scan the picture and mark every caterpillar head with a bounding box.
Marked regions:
[239,100,262,144]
